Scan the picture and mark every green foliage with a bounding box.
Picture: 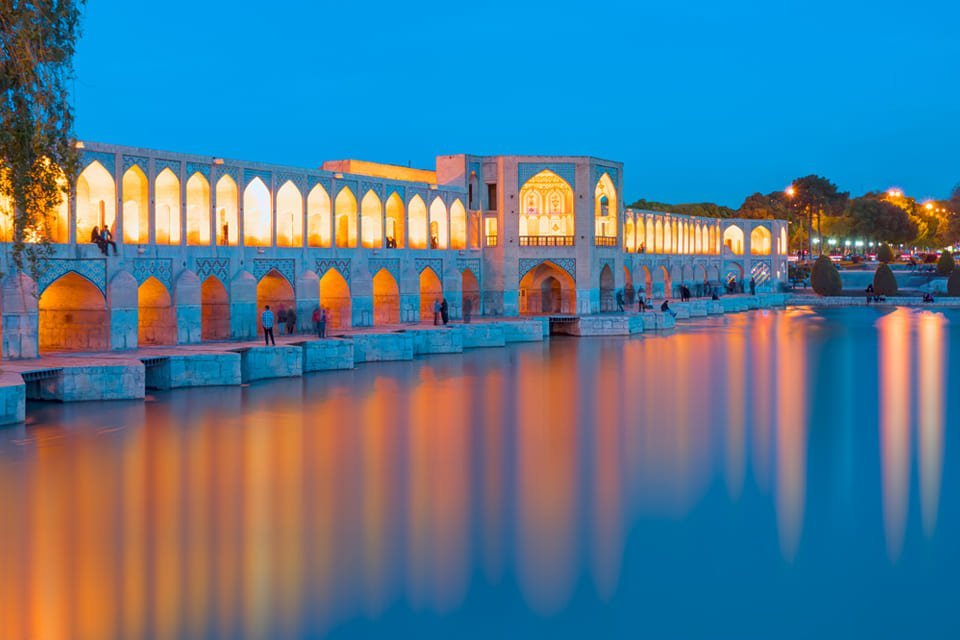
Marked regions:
[811,255,842,296]
[873,263,899,296]
[0,1,84,275]
[877,243,894,263]
[628,198,737,218]
[844,198,918,244]
[948,269,960,297]
[937,251,955,275]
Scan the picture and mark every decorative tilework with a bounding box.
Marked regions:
[186,162,211,179]
[385,186,405,202]
[368,258,400,282]
[277,171,306,190]
[252,258,296,290]
[155,159,181,178]
[518,163,575,190]
[316,258,351,285]
[600,258,616,276]
[243,169,272,188]
[414,257,443,277]
[456,258,481,275]
[334,180,358,196]
[81,151,116,177]
[122,155,149,174]
[360,181,383,198]
[407,187,427,204]
[215,165,240,183]
[133,258,173,291]
[195,257,230,285]
[307,176,332,195]
[518,258,576,282]
[37,259,107,295]
[592,165,619,188]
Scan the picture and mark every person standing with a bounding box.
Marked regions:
[277,305,288,335]
[433,299,441,325]
[286,306,296,335]
[312,306,321,337]
[319,307,327,338]
[749,277,756,295]
[261,305,276,346]
[440,298,449,325]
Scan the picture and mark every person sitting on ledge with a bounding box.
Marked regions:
[101,226,118,256]
[660,299,677,317]
[923,292,935,303]
[90,226,107,255]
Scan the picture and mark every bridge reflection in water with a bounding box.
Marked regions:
[0,308,954,637]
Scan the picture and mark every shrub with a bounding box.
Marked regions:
[948,270,960,296]
[873,263,898,296]
[876,243,894,263]
[811,255,842,296]
[937,251,955,276]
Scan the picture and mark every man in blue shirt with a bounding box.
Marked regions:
[261,305,276,345]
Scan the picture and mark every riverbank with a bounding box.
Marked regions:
[788,293,960,307]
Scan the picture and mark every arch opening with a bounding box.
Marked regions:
[360,190,383,249]
[76,161,117,246]
[276,181,303,247]
[215,175,239,246]
[201,277,230,340]
[599,265,615,311]
[419,267,443,323]
[39,273,109,352]
[186,173,211,246]
[429,198,447,249]
[595,173,618,241]
[519,262,576,314]
[307,184,332,248]
[319,269,351,330]
[138,277,176,345]
[334,187,358,248]
[122,165,149,244]
[256,270,295,335]
[385,192,405,248]
[450,199,467,249]
[372,269,400,325]
[723,225,745,255]
[408,195,428,249]
[518,170,574,243]
[750,225,772,255]
[243,177,271,246]
[461,268,480,320]
[155,168,181,245]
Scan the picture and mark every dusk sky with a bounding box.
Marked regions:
[72,0,959,207]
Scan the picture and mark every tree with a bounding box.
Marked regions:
[628,198,736,218]
[0,1,84,275]
[811,254,842,296]
[937,251,955,276]
[873,263,898,296]
[845,197,918,244]
[787,175,849,258]
[738,191,804,249]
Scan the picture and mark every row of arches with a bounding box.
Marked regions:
[721,225,781,256]
[3,160,471,250]
[627,216,722,255]
[34,267,481,353]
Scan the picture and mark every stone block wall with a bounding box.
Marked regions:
[351,333,415,362]
[0,372,25,425]
[301,339,355,371]
[238,346,303,382]
[497,321,544,343]
[31,364,145,402]
[145,353,242,389]
[409,328,463,355]
[460,324,506,348]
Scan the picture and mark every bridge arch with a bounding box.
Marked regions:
[519,261,576,314]
[39,272,109,352]
[138,276,176,345]
[419,266,443,322]
[372,268,400,325]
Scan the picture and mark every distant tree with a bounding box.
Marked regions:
[873,263,898,296]
[628,198,737,218]
[845,197,918,244]
[787,175,849,257]
[937,251,955,275]
[877,243,894,263]
[0,0,84,276]
[811,254,842,296]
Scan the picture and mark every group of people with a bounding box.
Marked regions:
[90,226,118,256]
[260,304,330,345]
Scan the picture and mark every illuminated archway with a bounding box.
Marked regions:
[519,262,576,314]
[429,197,448,249]
[450,199,466,249]
[307,183,331,248]
[644,217,654,252]
[335,186,358,248]
[385,192,405,248]
[594,173,617,241]
[138,277,176,345]
[155,168,181,245]
[122,165,149,244]
[779,227,788,255]
[186,173,211,246]
[654,219,664,253]
[660,265,672,298]
[215,175,239,246]
[419,267,443,322]
[39,272,109,352]
[276,181,303,247]
[76,161,116,244]
[624,217,636,252]
[694,224,703,254]
[751,225,772,255]
[709,226,718,254]
[201,276,230,340]
[243,177,271,246]
[599,265,615,311]
[408,195,427,249]
[256,269,295,335]
[319,269,351,330]
[723,225,745,255]
[639,265,652,296]
[518,170,574,242]
[462,269,480,318]
[372,268,400,325]
[360,190,383,249]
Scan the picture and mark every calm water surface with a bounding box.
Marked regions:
[1,307,958,638]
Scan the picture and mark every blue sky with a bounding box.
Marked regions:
[72,0,960,207]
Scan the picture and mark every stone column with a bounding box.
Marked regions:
[2,273,38,359]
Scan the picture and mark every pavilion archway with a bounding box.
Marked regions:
[519,261,576,314]
[750,225,772,255]
[201,276,230,340]
[319,269,351,330]
[257,270,295,334]
[372,268,400,325]
[39,272,109,352]
[462,269,480,318]
[138,277,176,345]
[419,267,443,323]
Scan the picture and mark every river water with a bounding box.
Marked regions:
[0,307,957,638]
